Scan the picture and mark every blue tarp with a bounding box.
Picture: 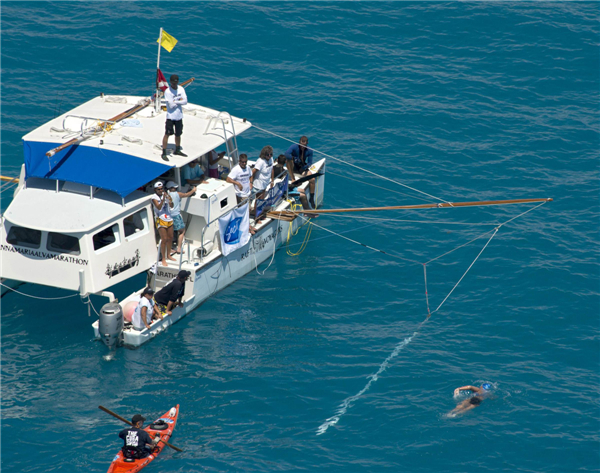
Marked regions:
[23,140,172,197]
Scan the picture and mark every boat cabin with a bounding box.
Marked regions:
[0,94,251,295]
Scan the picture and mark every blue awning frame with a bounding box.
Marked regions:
[23,140,173,197]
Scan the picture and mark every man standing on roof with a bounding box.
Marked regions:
[161,74,188,161]
[118,414,159,459]
[285,136,316,208]
[154,270,191,316]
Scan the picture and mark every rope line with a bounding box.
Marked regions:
[251,123,450,204]
[0,282,79,300]
[314,201,549,435]
[326,169,433,203]
[254,217,282,275]
[293,214,421,265]
[431,227,498,315]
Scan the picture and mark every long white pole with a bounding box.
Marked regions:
[155,27,163,112]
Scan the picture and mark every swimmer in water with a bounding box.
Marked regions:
[449,383,492,417]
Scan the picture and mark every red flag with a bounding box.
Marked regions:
[156,69,168,91]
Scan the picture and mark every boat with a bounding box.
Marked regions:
[107,405,179,473]
[0,74,325,348]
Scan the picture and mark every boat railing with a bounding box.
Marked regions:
[152,238,162,293]
[195,172,291,264]
[204,112,240,170]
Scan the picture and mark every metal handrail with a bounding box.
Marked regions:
[216,111,240,166]
[152,238,162,293]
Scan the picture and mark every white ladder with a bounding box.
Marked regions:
[204,111,241,169]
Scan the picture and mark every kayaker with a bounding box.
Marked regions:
[118,414,159,459]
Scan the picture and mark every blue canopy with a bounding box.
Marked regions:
[23,140,172,197]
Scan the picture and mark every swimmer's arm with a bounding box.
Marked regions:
[454,385,481,395]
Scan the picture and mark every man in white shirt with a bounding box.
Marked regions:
[161,74,188,161]
[226,154,256,234]
[226,154,252,204]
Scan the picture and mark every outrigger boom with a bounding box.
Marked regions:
[44,77,195,158]
[285,198,553,216]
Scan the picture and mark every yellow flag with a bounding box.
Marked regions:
[157,30,178,53]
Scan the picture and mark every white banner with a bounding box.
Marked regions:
[218,203,250,256]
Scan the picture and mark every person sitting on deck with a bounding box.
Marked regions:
[132,287,162,331]
[151,181,176,267]
[181,159,207,186]
[154,270,191,316]
[285,135,316,208]
[449,383,492,417]
[118,414,159,459]
[166,181,196,255]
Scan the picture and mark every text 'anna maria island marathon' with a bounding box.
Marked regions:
[0,28,552,352]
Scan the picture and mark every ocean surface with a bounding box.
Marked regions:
[1,2,599,472]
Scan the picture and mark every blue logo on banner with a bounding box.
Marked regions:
[256,176,289,218]
[224,217,242,244]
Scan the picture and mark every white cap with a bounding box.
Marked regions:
[153,181,163,188]
[166,181,178,189]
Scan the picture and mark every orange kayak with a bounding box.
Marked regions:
[107,405,179,473]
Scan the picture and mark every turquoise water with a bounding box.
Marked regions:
[2,2,599,472]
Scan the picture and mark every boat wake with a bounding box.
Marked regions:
[316,331,417,436]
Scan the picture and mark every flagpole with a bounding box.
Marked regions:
[155,27,163,112]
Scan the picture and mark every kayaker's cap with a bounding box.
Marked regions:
[132,414,146,424]
[154,181,163,188]
[178,270,191,279]
[166,181,178,189]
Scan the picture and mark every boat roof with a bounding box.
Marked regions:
[4,178,151,233]
[22,95,252,197]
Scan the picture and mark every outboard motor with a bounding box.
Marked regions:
[98,302,123,348]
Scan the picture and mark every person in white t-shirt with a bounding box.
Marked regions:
[226,154,252,203]
[251,145,275,221]
[151,181,175,267]
[132,287,162,331]
[251,145,275,196]
[226,154,257,234]
[161,74,188,161]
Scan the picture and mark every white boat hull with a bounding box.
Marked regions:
[93,166,325,348]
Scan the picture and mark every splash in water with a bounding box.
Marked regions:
[317,332,417,435]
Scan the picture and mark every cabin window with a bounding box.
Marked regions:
[220,198,228,209]
[93,224,120,251]
[6,225,42,249]
[123,209,148,238]
[47,232,80,255]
